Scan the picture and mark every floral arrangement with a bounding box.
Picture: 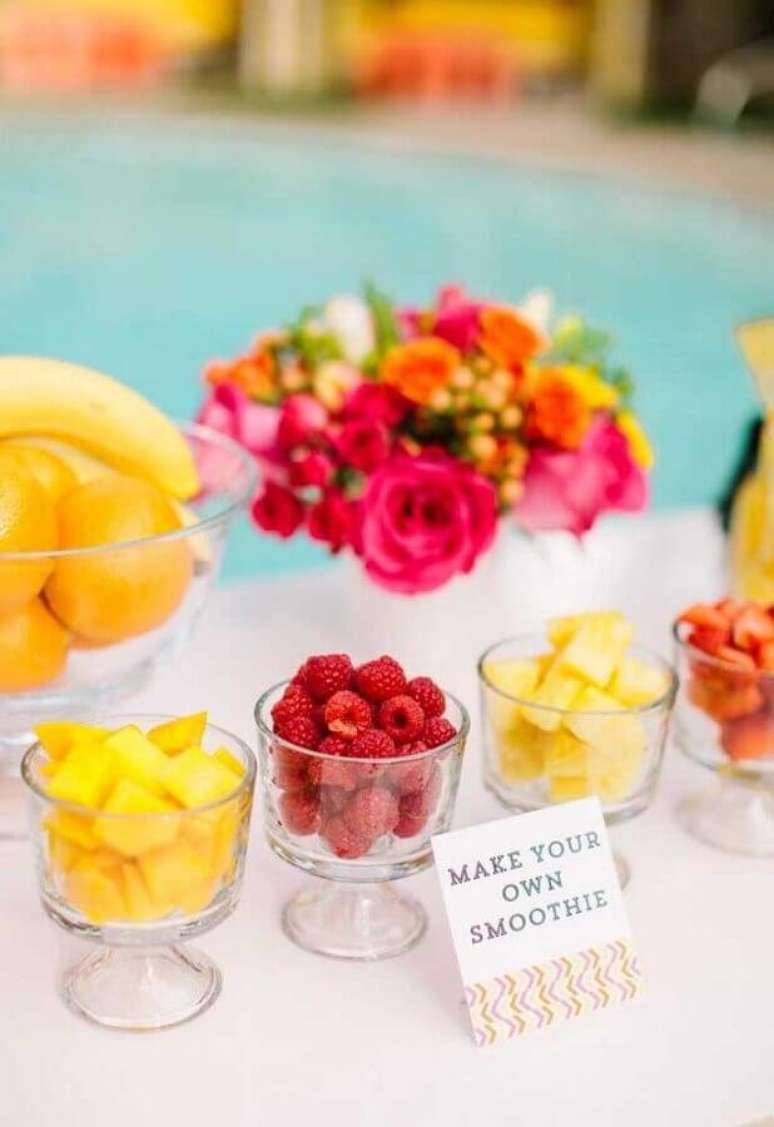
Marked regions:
[198,284,653,594]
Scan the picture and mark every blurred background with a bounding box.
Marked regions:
[1,0,773,579]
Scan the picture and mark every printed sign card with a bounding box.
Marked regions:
[432,798,641,1047]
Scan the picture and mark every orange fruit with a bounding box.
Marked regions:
[45,474,193,644]
[0,598,69,691]
[0,442,77,504]
[0,452,58,617]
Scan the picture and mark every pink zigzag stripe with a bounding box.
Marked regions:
[493,975,518,1040]
[517,966,546,1029]
[548,958,573,1022]
[575,949,598,1011]
[603,942,626,1005]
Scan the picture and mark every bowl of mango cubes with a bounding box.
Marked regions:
[479,612,677,824]
[22,711,255,1031]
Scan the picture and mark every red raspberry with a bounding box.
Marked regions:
[279,790,320,836]
[324,691,372,740]
[318,735,350,757]
[401,763,442,819]
[387,758,433,796]
[271,684,315,728]
[351,729,396,759]
[422,717,457,749]
[407,676,445,719]
[354,656,407,703]
[320,759,359,791]
[393,809,428,839]
[321,814,373,859]
[304,654,354,702]
[344,786,399,838]
[354,762,385,785]
[321,786,350,816]
[273,714,321,750]
[378,695,425,744]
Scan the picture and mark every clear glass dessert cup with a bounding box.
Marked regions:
[255,683,469,961]
[479,633,677,886]
[0,422,256,837]
[22,714,256,1031]
[673,622,774,855]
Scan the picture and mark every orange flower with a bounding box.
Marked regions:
[382,337,460,406]
[526,370,591,450]
[206,352,276,401]
[479,308,543,374]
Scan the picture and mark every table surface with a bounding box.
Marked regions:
[1,510,771,1127]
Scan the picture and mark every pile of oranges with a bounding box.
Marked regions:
[0,444,193,692]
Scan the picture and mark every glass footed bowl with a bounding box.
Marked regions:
[479,633,677,886]
[22,714,256,1031]
[255,683,469,960]
[673,622,774,855]
[0,423,256,836]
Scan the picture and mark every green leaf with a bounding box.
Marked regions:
[363,280,401,358]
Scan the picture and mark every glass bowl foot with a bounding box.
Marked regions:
[677,774,774,856]
[282,880,427,960]
[61,943,221,1031]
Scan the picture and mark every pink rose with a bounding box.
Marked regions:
[336,419,390,473]
[514,416,648,536]
[307,490,355,552]
[344,383,409,427]
[252,482,305,539]
[358,450,497,594]
[197,382,280,458]
[277,394,329,450]
[432,285,484,353]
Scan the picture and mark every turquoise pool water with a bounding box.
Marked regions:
[1,114,772,580]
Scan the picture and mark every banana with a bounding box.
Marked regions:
[0,357,199,500]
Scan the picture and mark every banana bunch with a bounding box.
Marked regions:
[0,357,199,499]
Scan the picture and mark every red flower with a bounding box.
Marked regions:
[344,383,409,427]
[277,394,328,451]
[336,419,390,473]
[252,482,304,539]
[288,450,334,488]
[307,490,354,552]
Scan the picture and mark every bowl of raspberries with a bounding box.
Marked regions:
[255,652,469,960]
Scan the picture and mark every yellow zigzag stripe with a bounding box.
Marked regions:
[535,964,554,1027]
[562,955,583,1017]
[476,981,497,1045]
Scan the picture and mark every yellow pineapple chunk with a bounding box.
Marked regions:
[544,728,590,779]
[101,726,169,798]
[65,861,126,924]
[548,611,627,650]
[593,741,643,802]
[161,746,242,809]
[138,838,213,915]
[564,686,646,761]
[558,614,633,688]
[495,717,550,782]
[521,664,583,732]
[94,779,180,857]
[148,712,208,755]
[549,775,593,802]
[609,656,669,708]
[46,743,116,808]
[34,721,110,761]
[484,659,542,734]
[121,863,158,923]
[213,746,246,778]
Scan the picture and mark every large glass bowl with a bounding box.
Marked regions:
[22,714,256,1031]
[673,621,774,854]
[479,632,677,884]
[255,682,469,961]
[0,422,256,834]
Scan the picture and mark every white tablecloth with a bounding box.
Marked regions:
[2,510,771,1127]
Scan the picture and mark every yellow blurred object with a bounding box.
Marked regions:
[730,319,774,603]
[18,0,237,51]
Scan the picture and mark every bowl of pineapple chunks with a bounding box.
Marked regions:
[479,613,677,822]
[22,711,256,1031]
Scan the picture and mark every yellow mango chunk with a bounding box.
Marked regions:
[161,746,241,809]
[148,712,208,755]
[138,838,212,915]
[46,743,116,808]
[521,664,583,732]
[214,746,246,778]
[210,804,241,882]
[177,877,218,916]
[120,863,158,923]
[45,810,98,850]
[66,861,126,924]
[34,721,110,760]
[94,779,180,858]
[48,830,85,874]
[609,656,669,708]
[548,775,593,802]
[564,686,646,761]
[558,614,633,689]
[495,718,550,782]
[101,726,169,798]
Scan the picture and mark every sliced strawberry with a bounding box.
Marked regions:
[688,627,728,656]
[716,645,756,671]
[679,604,730,631]
[721,713,774,762]
[688,678,763,722]
[757,641,774,671]
[716,597,744,619]
[732,605,774,652]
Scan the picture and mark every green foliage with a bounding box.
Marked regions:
[363,280,401,359]
[541,316,636,404]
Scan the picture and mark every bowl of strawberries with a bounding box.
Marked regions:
[674,598,774,854]
[254,652,469,959]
